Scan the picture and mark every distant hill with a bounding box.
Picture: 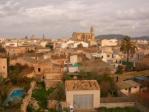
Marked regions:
[96,34,128,40]
[134,36,149,40]
[96,34,149,40]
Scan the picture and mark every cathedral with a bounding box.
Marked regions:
[72,27,95,42]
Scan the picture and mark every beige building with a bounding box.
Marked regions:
[65,80,100,109]
[72,27,95,42]
[0,57,8,78]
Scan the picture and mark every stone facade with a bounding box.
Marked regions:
[72,27,95,42]
[0,57,8,78]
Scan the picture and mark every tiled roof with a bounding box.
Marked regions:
[65,80,100,91]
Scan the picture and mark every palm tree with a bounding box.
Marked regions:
[120,36,137,62]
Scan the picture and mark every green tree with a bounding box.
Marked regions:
[46,44,53,50]
[32,82,54,109]
[120,37,137,62]
[49,83,65,101]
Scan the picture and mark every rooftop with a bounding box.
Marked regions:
[65,80,100,91]
[117,80,140,89]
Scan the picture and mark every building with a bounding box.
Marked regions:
[70,55,78,64]
[101,39,118,47]
[65,80,100,109]
[44,72,63,89]
[72,27,95,42]
[117,80,140,96]
[5,46,35,57]
[0,57,8,78]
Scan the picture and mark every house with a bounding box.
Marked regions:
[65,80,100,109]
[100,47,123,67]
[117,80,140,96]
[42,61,64,88]
[5,46,34,57]
[0,57,8,78]
[44,72,63,89]
[101,39,118,47]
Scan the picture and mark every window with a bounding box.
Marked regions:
[38,68,41,72]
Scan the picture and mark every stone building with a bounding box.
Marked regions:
[72,27,95,42]
[5,46,35,57]
[0,57,8,78]
[65,80,100,109]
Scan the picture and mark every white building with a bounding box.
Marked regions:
[40,41,48,47]
[4,41,18,47]
[73,41,89,48]
[101,39,118,47]
[61,40,75,49]
[61,41,89,49]
[136,40,148,45]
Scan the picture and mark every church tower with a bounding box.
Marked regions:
[90,26,95,41]
[90,26,94,34]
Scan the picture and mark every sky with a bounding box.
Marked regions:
[0,0,149,38]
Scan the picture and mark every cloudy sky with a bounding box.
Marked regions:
[0,0,149,38]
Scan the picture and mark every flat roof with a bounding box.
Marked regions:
[65,80,100,91]
[117,80,140,89]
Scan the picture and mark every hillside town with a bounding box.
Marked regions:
[0,27,149,112]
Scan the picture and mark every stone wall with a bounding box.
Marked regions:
[100,102,135,108]
[100,97,136,108]
[20,81,36,112]
[0,57,8,78]
[100,97,148,112]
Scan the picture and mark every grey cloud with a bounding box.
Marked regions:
[0,0,149,38]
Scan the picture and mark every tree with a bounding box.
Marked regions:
[77,43,83,48]
[46,44,53,50]
[120,36,137,62]
[49,83,65,101]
